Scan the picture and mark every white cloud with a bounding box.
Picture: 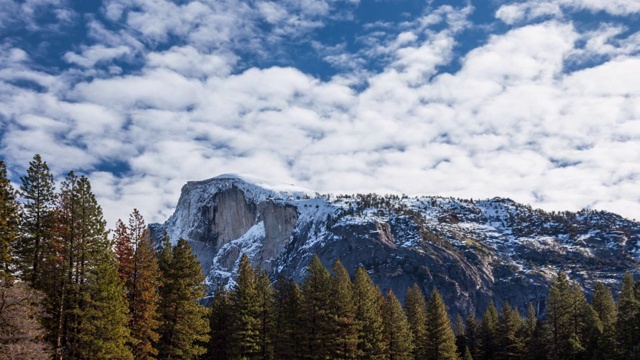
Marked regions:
[2,2,640,229]
[63,45,132,68]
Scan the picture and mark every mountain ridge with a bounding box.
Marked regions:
[150,175,640,317]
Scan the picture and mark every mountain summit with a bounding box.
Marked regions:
[150,175,640,316]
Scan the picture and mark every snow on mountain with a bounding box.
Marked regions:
[150,175,640,316]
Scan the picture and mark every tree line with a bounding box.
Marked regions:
[0,155,209,359]
[2,154,640,360]
[207,253,640,360]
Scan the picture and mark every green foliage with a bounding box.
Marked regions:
[272,276,305,360]
[255,270,275,360]
[301,255,333,360]
[77,245,133,360]
[17,154,56,286]
[478,302,498,360]
[352,267,386,360]
[615,272,639,359]
[0,161,20,283]
[329,259,357,360]
[425,289,459,360]
[591,282,617,360]
[404,283,428,359]
[208,286,232,360]
[496,302,524,360]
[157,239,210,359]
[382,289,414,360]
[228,253,261,359]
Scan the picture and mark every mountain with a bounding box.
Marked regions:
[149,174,640,317]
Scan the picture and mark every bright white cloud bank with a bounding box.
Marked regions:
[1,0,640,226]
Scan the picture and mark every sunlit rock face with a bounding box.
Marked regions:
[150,174,640,317]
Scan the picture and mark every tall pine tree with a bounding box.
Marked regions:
[228,253,261,359]
[17,154,56,286]
[301,255,333,360]
[273,276,305,360]
[382,289,413,360]
[615,272,639,359]
[425,289,459,360]
[157,238,210,359]
[496,301,524,360]
[404,283,428,360]
[208,286,232,360]
[591,282,616,360]
[478,301,498,360]
[329,259,357,360]
[352,267,386,360]
[255,269,275,360]
[114,209,161,359]
[0,161,20,283]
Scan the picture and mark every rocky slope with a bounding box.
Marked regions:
[149,174,640,317]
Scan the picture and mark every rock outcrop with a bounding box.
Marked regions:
[150,174,640,317]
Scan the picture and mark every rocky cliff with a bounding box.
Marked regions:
[150,174,640,317]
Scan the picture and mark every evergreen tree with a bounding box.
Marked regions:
[77,243,133,360]
[615,272,639,359]
[157,238,210,359]
[208,286,232,360]
[425,289,459,360]
[454,314,467,356]
[462,346,473,360]
[273,276,304,360]
[301,255,333,360]
[404,283,428,360]
[591,282,617,360]
[478,301,498,360]
[465,313,480,360]
[17,154,56,286]
[522,303,537,360]
[329,259,357,360]
[114,210,161,359]
[352,267,386,360]
[228,253,261,359]
[382,289,413,360]
[496,301,524,360]
[0,161,20,283]
[255,270,275,360]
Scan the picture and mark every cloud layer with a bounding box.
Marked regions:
[1,0,639,226]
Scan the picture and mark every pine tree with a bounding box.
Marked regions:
[496,301,524,360]
[454,314,467,356]
[0,161,20,283]
[157,238,210,359]
[114,210,161,359]
[478,301,498,360]
[273,276,305,360]
[208,286,232,360]
[465,313,480,360]
[591,282,616,360]
[255,270,275,360]
[301,255,333,360]
[404,283,428,359]
[615,272,639,359]
[352,267,386,360]
[228,253,261,359]
[462,346,473,360]
[77,243,133,360]
[425,289,459,360]
[37,172,134,359]
[382,289,413,360]
[329,259,357,360]
[17,154,56,286]
[522,303,537,360]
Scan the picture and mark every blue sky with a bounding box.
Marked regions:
[1,0,640,226]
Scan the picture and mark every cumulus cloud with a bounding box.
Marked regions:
[1,0,640,228]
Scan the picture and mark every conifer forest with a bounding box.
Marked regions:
[2,155,640,360]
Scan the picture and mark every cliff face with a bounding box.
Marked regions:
[150,174,640,317]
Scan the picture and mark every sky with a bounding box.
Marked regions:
[1,0,640,227]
